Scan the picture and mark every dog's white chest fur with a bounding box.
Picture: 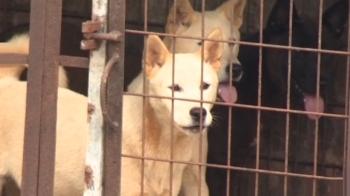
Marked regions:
[121,95,199,195]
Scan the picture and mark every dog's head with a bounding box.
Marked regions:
[163,0,246,104]
[143,28,223,134]
[264,0,348,119]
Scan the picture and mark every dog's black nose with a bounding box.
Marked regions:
[190,107,207,122]
[225,63,243,79]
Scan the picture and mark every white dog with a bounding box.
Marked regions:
[127,1,246,195]
[0,34,68,88]
[0,28,223,195]
[129,0,246,103]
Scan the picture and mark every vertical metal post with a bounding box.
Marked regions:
[21,0,62,195]
[103,0,125,195]
[84,0,108,195]
[344,0,350,194]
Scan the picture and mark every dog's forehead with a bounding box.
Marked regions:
[161,54,214,82]
[182,23,217,38]
[182,21,237,40]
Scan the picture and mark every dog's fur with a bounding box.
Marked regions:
[163,0,245,83]
[0,34,68,88]
[127,2,246,194]
[0,21,90,96]
[0,28,223,196]
[206,0,349,195]
[128,0,246,104]
[127,1,246,195]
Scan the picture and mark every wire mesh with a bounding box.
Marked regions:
[0,0,349,195]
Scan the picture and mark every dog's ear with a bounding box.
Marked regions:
[165,0,197,34]
[143,35,170,78]
[267,0,300,31]
[218,0,246,28]
[322,0,349,38]
[196,28,223,72]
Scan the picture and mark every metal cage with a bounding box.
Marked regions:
[0,0,349,195]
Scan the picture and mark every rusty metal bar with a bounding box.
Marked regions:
[82,19,104,33]
[199,0,205,195]
[312,0,324,195]
[170,0,175,194]
[283,0,294,194]
[254,0,264,194]
[81,39,100,50]
[100,55,120,129]
[141,0,149,195]
[102,0,125,194]
[344,0,350,194]
[251,154,342,169]
[122,154,342,180]
[84,1,108,196]
[125,92,348,119]
[58,55,89,68]
[125,29,350,56]
[83,31,122,42]
[226,0,235,195]
[0,54,27,63]
[21,0,62,195]
[0,54,88,68]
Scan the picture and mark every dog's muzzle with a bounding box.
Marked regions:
[225,63,243,82]
[181,107,208,133]
[182,125,207,133]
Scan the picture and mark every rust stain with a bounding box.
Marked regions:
[88,103,96,122]
[84,165,94,190]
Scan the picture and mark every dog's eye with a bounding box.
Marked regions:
[197,41,202,46]
[202,82,210,90]
[168,84,182,92]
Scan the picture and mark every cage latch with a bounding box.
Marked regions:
[80,18,122,50]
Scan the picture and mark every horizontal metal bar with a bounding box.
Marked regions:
[122,154,342,181]
[59,55,89,68]
[0,54,88,68]
[124,92,348,119]
[247,155,343,170]
[125,29,350,56]
[83,31,122,42]
[0,54,27,64]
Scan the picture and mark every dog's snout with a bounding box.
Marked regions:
[225,63,243,79]
[190,107,207,122]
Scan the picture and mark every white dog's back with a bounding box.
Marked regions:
[0,81,87,196]
[0,34,68,88]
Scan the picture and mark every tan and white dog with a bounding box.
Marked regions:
[128,1,246,195]
[0,29,223,195]
[0,34,68,88]
[129,0,246,103]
